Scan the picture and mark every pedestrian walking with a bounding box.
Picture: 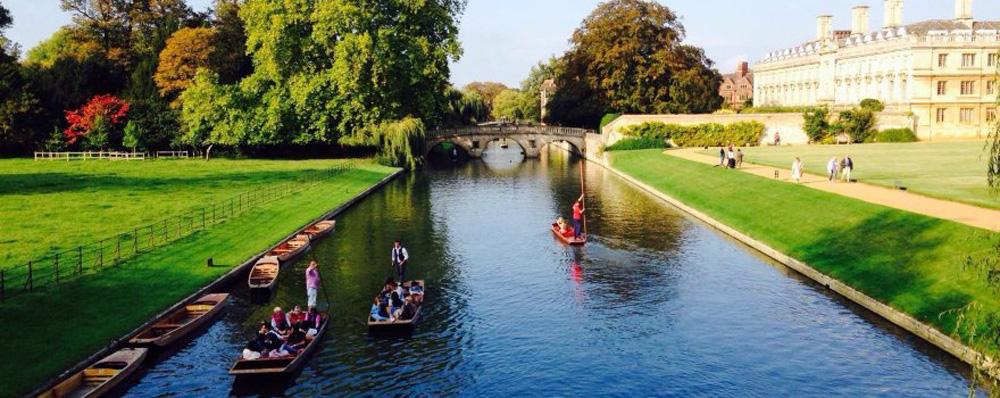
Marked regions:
[305,261,320,308]
[726,145,736,168]
[827,157,838,181]
[735,149,744,168]
[842,154,854,182]
[718,146,725,167]
[774,131,781,147]
[391,240,409,282]
[791,157,803,183]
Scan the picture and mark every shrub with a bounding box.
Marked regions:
[860,98,885,112]
[620,121,765,147]
[604,137,668,151]
[599,113,621,131]
[867,128,917,143]
[802,107,830,143]
[833,108,876,143]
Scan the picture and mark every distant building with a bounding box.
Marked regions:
[540,79,557,125]
[753,0,1000,140]
[719,62,754,109]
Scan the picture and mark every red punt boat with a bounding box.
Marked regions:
[551,223,586,246]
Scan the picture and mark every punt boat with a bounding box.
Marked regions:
[229,316,329,375]
[302,220,336,241]
[129,293,229,347]
[248,256,281,295]
[551,223,587,246]
[37,347,148,398]
[267,235,310,263]
[368,280,425,333]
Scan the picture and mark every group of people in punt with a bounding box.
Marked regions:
[243,305,324,360]
[370,277,422,323]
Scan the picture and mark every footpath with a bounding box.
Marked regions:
[669,148,1000,232]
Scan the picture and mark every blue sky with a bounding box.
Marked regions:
[5,0,1000,88]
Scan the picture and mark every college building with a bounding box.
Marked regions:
[719,62,754,110]
[752,0,1000,139]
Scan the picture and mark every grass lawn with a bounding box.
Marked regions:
[0,159,396,398]
[612,150,1000,358]
[703,142,998,209]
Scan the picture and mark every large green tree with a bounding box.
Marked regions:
[0,4,42,154]
[491,88,538,122]
[181,0,465,166]
[547,0,722,127]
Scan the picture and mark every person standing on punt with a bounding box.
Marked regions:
[572,194,585,239]
[305,261,320,308]
[391,240,409,282]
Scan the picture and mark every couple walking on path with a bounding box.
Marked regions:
[826,155,854,183]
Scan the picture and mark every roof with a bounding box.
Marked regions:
[903,19,1000,35]
[721,73,753,85]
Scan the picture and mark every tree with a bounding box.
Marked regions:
[211,0,252,84]
[64,94,130,147]
[547,0,722,127]
[441,87,488,126]
[0,3,42,154]
[833,108,876,143]
[491,89,538,122]
[60,0,193,67]
[463,81,507,109]
[155,27,217,103]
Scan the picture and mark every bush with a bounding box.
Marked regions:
[599,113,621,131]
[833,108,876,143]
[867,128,917,143]
[860,98,885,112]
[802,107,830,143]
[620,121,766,147]
[604,137,668,151]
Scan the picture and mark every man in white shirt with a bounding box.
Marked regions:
[391,240,409,282]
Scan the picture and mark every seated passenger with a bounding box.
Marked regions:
[409,281,424,304]
[300,306,321,330]
[280,327,307,355]
[271,307,288,331]
[556,216,567,230]
[398,296,418,321]
[286,305,306,328]
[370,295,392,322]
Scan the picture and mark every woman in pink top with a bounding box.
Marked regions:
[305,261,320,308]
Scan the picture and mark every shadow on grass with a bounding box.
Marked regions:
[794,210,974,329]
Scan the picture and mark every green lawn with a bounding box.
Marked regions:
[612,150,1000,359]
[707,142,999,209]
[0,159,396,398]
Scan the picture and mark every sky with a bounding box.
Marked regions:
[5,0,1000,88]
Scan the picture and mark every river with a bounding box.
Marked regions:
[119,146,976,397]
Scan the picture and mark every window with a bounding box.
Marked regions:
[937,81,947,95]
[961,81,976,95]
[987,108,997,123]
[960,108,974,124]
[989,53,998,67]
[962,53,976,67]
[938,53,948,67]
[472,140,480,149]
[988,81,997,96]
[936,108,946,123]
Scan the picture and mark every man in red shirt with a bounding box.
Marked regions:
[572,194,585,239]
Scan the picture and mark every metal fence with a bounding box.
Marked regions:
[0,161,359,302]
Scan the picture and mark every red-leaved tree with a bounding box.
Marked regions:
[64,95,130,145]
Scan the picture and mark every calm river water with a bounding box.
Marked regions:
[120,147,976,397]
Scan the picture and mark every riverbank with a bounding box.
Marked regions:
[0,161,398,398]
[600,149,1000,371]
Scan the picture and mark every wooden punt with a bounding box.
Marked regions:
[302,220,336,241]
[248,256,281,294]
[551,223,587,246]
[368,280,425,333]
[38,347,148,398]
[129,293,229,347]
[229,316,329,375]
[267,235,310,262]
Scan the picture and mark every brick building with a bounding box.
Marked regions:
[719,62,754,109]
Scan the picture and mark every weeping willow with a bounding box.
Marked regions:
[341,117,425,170]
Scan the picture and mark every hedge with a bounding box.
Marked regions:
[867,128,917,143]
[604,137,668,151]
[620,121,766,147]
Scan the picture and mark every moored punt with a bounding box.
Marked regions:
[551,223,587,246]
[248,256,281,294]
[229,316,329,375]
[129,293,229,347]
[368,280,425,333]
[302,220,336,241]
[38,347,148,398]
[267,235,310,262]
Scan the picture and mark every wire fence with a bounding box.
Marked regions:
[1,161,360,303]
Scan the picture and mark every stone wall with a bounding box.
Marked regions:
[601,112,916,146]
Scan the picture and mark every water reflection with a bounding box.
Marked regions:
[121,147,977,397]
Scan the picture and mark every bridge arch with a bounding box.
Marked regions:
[426,125,593,159]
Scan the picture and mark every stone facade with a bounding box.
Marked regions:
[719,62,754,109]
[753,0,1000,140]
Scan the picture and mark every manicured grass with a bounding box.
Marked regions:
[705,142,999,209]
[612,150,1000,358]
[0,160,396,398]
[0,158,375,268]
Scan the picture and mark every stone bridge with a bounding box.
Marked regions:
[426,125,593,158]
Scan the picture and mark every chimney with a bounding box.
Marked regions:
[883,0,903,28]
[955,0,972,21]
[852,6,870,35]
[816,15,833,41]
[737,62,749,77]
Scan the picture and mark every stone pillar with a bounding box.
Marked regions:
[852,6,870,35]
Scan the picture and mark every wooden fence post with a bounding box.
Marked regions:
[115,235,121,264]
[133,228,139,254]
[27,261,32,292]
[77,246,83,275]
[98,240,104,269]
[54,254,60,285]
[202,208,206,228]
